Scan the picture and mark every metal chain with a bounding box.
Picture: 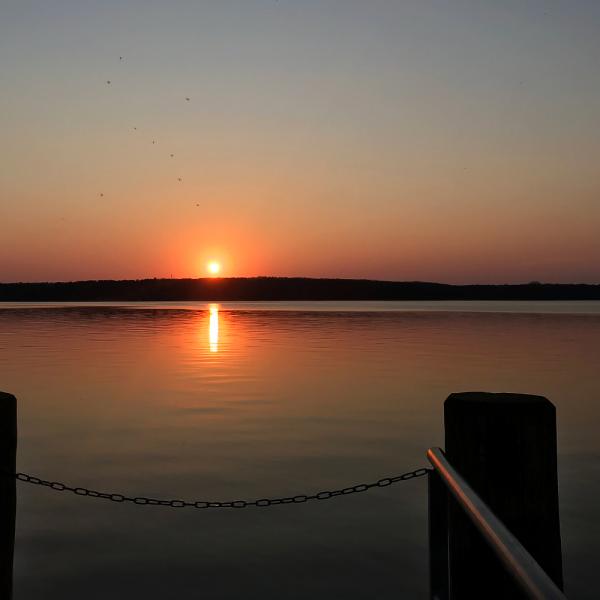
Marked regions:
[9,467,429,509]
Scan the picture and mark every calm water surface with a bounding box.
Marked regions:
[1,302,599,599]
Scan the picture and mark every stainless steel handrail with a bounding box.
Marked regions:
[427,447,567,600]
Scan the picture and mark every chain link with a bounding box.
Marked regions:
[8,468,429,509]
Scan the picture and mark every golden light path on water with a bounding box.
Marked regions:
[209,304,219,352]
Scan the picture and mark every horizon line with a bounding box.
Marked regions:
[1,277,599,287]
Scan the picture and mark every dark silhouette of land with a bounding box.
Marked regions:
[1,277,599,302]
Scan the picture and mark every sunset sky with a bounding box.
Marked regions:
[1,1,599,284]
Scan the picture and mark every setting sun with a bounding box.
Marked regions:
[207,261,221,276]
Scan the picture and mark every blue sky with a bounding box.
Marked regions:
[1,1,599,282]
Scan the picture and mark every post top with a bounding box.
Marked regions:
[0,391,17,402]
[446,391,551,406]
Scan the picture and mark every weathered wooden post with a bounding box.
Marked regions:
[0,392,16,600]
[444,392,563,598]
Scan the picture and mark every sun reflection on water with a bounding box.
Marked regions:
[209,304,219,352]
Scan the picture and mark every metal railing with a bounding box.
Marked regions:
[427,447,567,600]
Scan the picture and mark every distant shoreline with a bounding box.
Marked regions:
[1,277,600,302]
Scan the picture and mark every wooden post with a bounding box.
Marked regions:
[0,392,16,600]
[428,469,449,600]
[444,392,563,599]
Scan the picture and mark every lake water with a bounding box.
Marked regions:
[1,301,599,599]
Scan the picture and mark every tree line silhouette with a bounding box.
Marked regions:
[1,277,599,302]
